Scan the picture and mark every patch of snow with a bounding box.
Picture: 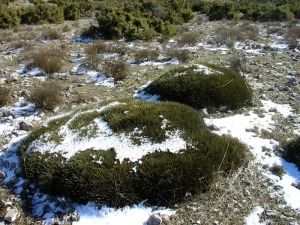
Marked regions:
[205,100,300,210]
[70,64,89,75]
[71,53,85,63]
[270,41,289,50]
[194,64,219,75]
[72,36,92,43]
[244,206,264,225]
[86,71,115,87]
[133,81,159,101]
[72,202,174,225]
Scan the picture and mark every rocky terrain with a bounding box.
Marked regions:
[0,14,300,224]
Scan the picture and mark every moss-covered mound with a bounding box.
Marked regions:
[143,64,253,110]
[18,99,248,207]
[283,137,300,171]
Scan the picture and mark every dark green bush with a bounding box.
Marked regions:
[18,99,248,207]
[143,64,253,110]
[91,0,193,41]
[283,137,300,171]
[63,2,80,21]
[19,3,64,25]
[0,4,20,29]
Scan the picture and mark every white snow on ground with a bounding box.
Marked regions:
[27,102,189,162]
[86,71,115,87]
[205,100,300,219]
[72,202,174,225]
[244,206,265,225]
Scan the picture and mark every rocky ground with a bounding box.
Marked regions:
[0,15,300,224]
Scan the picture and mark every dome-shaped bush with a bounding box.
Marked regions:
[142,64,253,110]
[18,99,248,207]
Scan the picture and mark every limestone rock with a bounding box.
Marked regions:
[4,208,20,223]
[147,213,162,225]
[19,121,33,131]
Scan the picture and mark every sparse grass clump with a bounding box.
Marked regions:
[269,165,284,178]
[17,99,248,207]
[28,80,62,111]
[42,28,61,40]
[103,60,128,82]
[134,49,159,63]
[283,137,300,171]
[85,40,107,56]
[27,48,64,74]
[177,32,200,46]
[143,64,253,110]
[0,86,12,107]
[166,49,191,62]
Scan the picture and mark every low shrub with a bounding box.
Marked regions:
[269,165,284,178]
[165,49,191,62]
[143,64,253,110]
[210,24,259,48]
[0,86,12,107]
[229,55,247,73]
[85,40,108,56]
[283,137,300,171]
[18,99,248,207]
[28,80,62,111]
[42,28,61,40]
[177,32,200,46]
[102,60,128,82]
[27,48,64,74]
[134,49,159,63]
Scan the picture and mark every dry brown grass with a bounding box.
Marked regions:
[27,48,64,74]
[177,32,200,46]
[29,80,63,111]
[42,28,61,40]
[134,49,159,62]
[170,161,300,224]
[102,60,128,82]
[166,49,191,62]
[0,86,12,107]
[85,40,107,56]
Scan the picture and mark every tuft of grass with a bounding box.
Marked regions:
[85,40,107,56]
[144,64,253,110]
[27,48,64,74]
[17,99,248,207]
[102,60,128,83]
[177,32,200,46]
[134,49,159,63]
[269,165,284,178]
[28,80,63,111]
[0,86,12,107]
[42,28,61,40]
[165,49,191,62]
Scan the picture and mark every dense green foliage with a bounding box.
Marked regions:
[1,0,299,29]
[283,137,300,171]
[188,0,300,21]
[90,0,194,40]
[0,4,20,28]
[143,64,253,110]
[18,99,248,207]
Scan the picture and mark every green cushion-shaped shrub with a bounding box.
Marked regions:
[143,64,253,110]
[18,99,248,207]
